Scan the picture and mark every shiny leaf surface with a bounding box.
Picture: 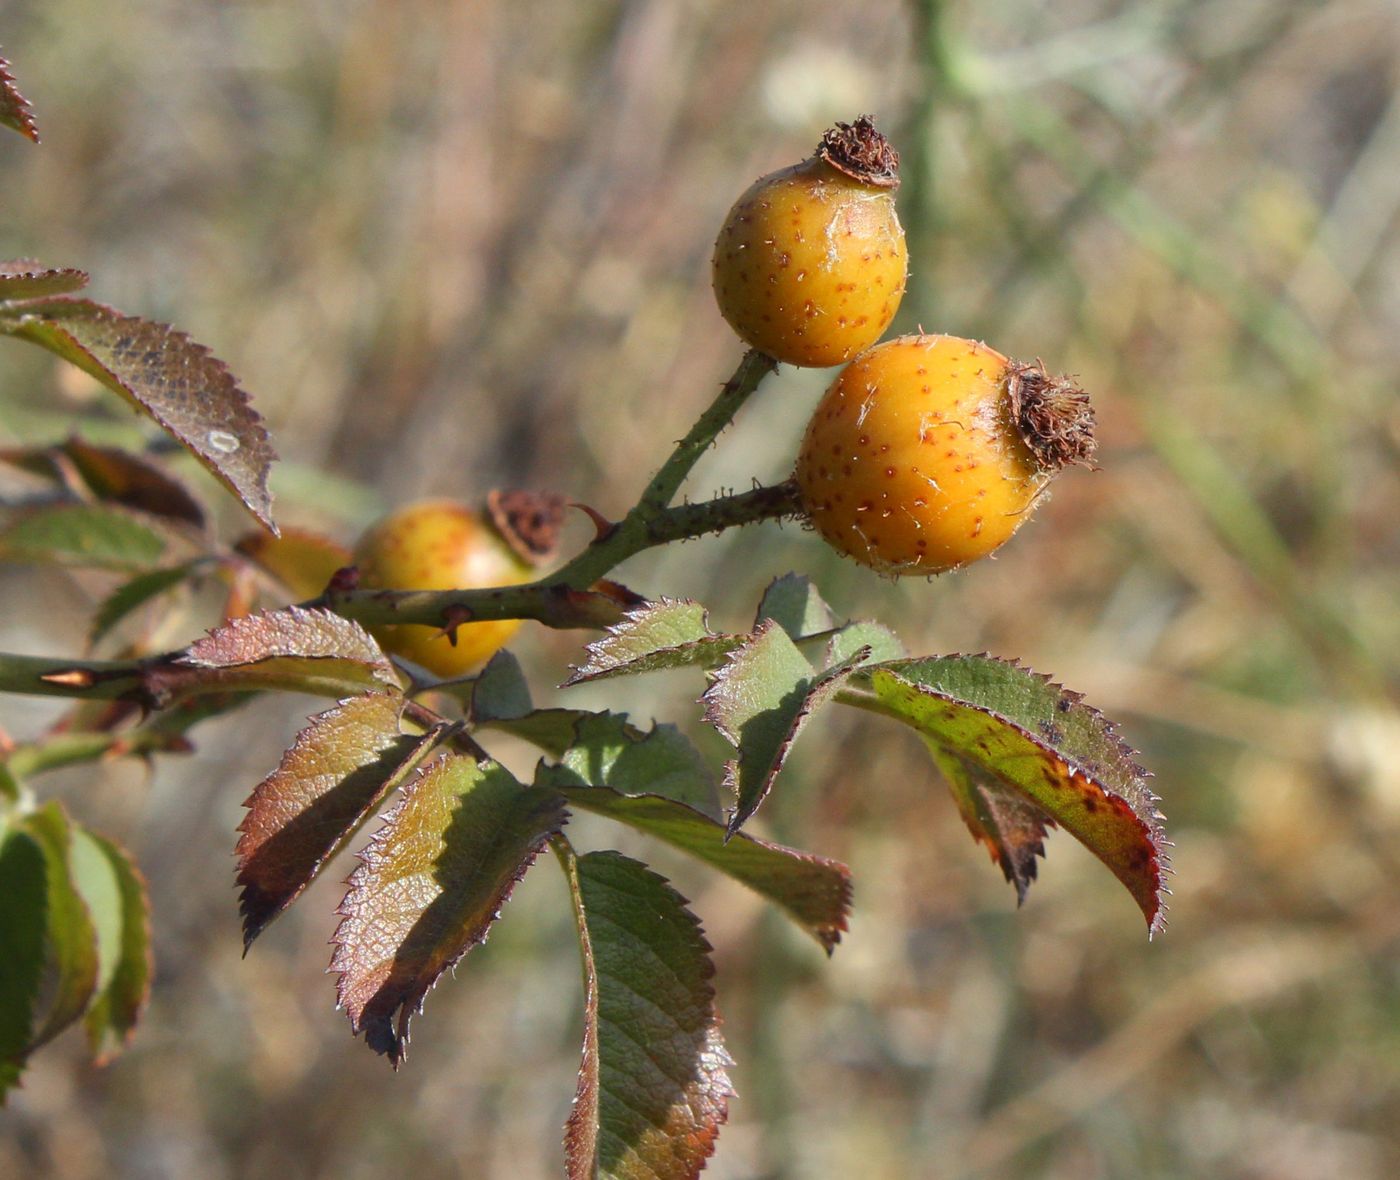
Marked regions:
[176,607,398,698]
[0,261,86,298]
[331,754,567,1064]
[1,297,277,530]
[562,850,733,1180]
[566,599,736,685]
[0,58,38,142]
[552,785,851,952]
[863,655,1168,933]
[236,692,431,947]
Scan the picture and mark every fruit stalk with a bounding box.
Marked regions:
[599,347,778,539]
[641,481,803,545]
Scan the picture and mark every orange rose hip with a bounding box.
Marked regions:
[352,499,534,677]
[794,334,1096,574]
[711,117,907,367]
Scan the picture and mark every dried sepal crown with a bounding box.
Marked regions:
[1004,361,1098,474]
[815,114,901,188]
[487,488,566,567]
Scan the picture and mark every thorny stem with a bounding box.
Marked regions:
[0,653,148,700]
[319,479,803,633]
[7,731,143,779]
[643,480,803,545]
[0,351,788,719]
[318,349,783,629]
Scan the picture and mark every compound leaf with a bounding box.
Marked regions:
[176,606,398,698]
[236,692,433,947]
[485,708,603,759]
[330,754,567,1065]
[566,599,736,685]
[0,297,277,531]
[861,655,1168,934]
[554,712,719,816]
[562,849,733,1180]
[462,651,611,757]
[551,785,850,952]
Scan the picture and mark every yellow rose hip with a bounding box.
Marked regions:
[794,334,1096,574]
[712,117,907,367]
[353,499,533,677]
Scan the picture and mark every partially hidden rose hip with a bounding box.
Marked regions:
[794,334,1096,575]
[711,116,907,367]
[353,493,561,677]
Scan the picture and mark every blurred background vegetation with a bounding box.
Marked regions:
[2,0,1398,1176]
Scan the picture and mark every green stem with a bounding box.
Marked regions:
[4,711,211,777]
[321,352,784,633]
[549,833,594,997]
[0,352,785,707]
[322,580,630,633]
[641,350,777,510]
[7,733,128,779]
[400,701,489,762]
[319,477,797,632]
[646,480,803,544]
[0,763,23,805]
[0,653,147,700]
[541,347,777,589]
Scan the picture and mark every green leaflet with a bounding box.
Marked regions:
[562,850,733,1180]
[860,655,1167,933]
[330,754,567,1065]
